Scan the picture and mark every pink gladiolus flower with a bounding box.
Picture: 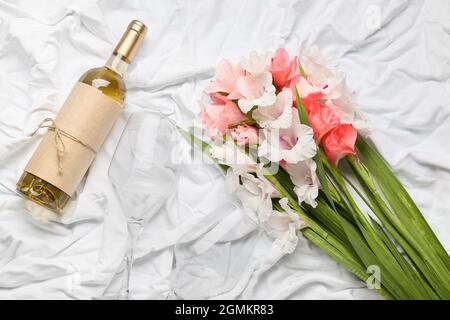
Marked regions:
[302,92,340,142]
[322,124,357,165]
[300,90,357,164]
[230,125,259,145]
[205,59,245,98]
[301,91,324,114]
[309,106,340,142]
[270,48,300,89]
[199,93,248,137]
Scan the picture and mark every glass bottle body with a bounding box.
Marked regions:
[16,57,127,212]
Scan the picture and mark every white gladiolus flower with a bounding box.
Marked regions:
[284,159,319,208]
[296,76,321,98]
[209,139,257,175]
[269,197,305,253]
[300,45,338,89]
[227,170,276,221]
[258,112,317,164]
[236,51,276,113]
[252,87,293,129]
[324,96,356,124]
[226,168,304,254]
[236,72,276,113]
[298,46,344,99]
[260,199,304,254]
[240,51,271,76]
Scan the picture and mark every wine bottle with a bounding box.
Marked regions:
[17,20,147,213]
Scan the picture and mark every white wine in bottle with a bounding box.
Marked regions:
[17,20,147,213]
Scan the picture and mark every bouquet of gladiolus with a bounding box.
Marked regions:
[179,47,450,299]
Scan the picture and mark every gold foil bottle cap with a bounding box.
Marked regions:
[113,20,147,62]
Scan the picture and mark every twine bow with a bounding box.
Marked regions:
[30,118,97,175]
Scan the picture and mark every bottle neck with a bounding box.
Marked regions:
[105,53,129,76]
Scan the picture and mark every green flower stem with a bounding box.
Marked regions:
[262,170,364,271]
[347,154,450,299]
[322,154,430,299]
[302,227,395,300]
[339,159,439,298]
[355,138,450,271]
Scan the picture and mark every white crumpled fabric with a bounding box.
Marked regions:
[0,0,449,299]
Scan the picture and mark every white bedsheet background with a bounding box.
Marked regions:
[0,0,449,299]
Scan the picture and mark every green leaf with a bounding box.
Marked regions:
[315,149,340,211]
[305,197,349,243]
[322,159,421,299]
[354,137,450,298]
[370,217,439,299]
[348,155,445,299]
[355,137,449,258]
[302,227,395,300]
[294,86,310,126]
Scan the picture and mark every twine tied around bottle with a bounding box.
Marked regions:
[29,118,97,175]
